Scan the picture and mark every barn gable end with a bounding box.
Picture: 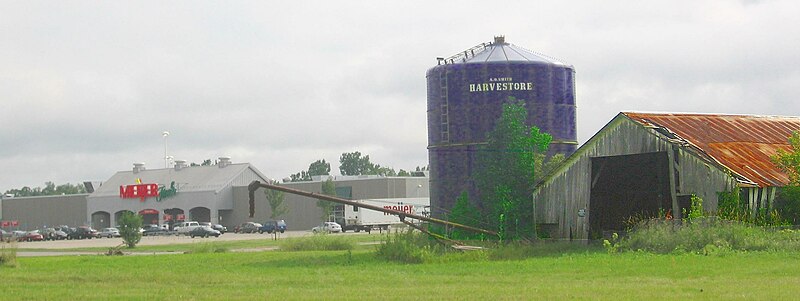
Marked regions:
[531,112,800,241]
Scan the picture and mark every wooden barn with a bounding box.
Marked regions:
[532,112,800,241]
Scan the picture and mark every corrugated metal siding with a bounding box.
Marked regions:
[533,115,738,240]
[2,195,89,229]
[623,112,800,187]
[231,186,324,231]
[230,167,267,188]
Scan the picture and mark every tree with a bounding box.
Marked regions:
[41,182,56,195]
[308,159,331,177]
[319,178,337,221]
[338,151,399,176]
[55,183,86,195]
[190,159,215,167]
[117,211,143,248]
[772,131,800,223]
[339,151,376,175]
[289,171,311,182]
[4,182,86,197]
[266,182,289,219]
[774,131,800,185]
[475,97,553,240]
[290,159,331,182]
[374,166,397,176]
[448,191,484,240]
[534,153,565,184]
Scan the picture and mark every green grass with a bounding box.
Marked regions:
[2,245,800,300]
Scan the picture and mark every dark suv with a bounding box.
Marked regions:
[69,226,98,239]
[259,220,287,234]
[235,222,261,233]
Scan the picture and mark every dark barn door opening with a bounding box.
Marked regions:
[589,151,671,239]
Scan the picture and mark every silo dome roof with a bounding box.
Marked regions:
[439,36,571,67]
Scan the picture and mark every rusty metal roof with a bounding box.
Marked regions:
[623,112,800,187]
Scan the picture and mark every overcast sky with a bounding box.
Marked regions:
[1,1,798,190]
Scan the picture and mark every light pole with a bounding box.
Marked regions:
[162,131,170,168]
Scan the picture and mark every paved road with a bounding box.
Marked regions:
[13,231,316,249]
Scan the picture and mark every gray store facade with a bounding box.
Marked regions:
[1,159,430,232]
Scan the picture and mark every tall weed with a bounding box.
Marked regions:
[185,242,229,254]
[375,229,446,263]
[280,234,354,251]
[376,230,595,263]
[1,242,18,268]
[620,217,800,254]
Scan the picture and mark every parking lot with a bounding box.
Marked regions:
[10,230,358,250]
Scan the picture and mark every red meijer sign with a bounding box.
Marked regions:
[119,184,159,199]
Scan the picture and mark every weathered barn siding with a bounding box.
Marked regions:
[533,114,737,240]
[672,147,738,211]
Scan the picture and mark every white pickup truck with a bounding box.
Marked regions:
[173,221,200,235]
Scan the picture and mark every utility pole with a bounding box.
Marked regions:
[162,131,170,168]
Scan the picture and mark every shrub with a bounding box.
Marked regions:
[686,195,704,220]
[774,186,800,224]
[717,187,789,227]
[280,234,354,252]
[603,232,620,254]
[118,211,143,248]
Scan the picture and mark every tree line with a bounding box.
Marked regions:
[3,182,87,197]
[288,153,427,182]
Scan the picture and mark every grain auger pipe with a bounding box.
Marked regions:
[247,180,498,238]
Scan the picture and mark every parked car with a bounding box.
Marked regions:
[235,222,261,234]
[174,221,200,236]
[11,231,27,241]
[142,224,168,236]
[69,226,98,239]
[20,230,45,242]
[259,220,287,234]
[98,227,121,238]
[189,226,221,238]
[43,228,68,240]
[197,222,227,234]
[312,222,342,233]
[211,224,227,234]
[54,225,72,233]
[0,229,10,242]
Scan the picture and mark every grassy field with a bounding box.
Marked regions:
[2,241,800,300]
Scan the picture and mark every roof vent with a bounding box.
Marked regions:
[174,160,188,171]
[493,35,506,45]
[218,156,231,168]
[133,162,146,174]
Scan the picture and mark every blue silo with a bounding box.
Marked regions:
[427,36,577,217]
